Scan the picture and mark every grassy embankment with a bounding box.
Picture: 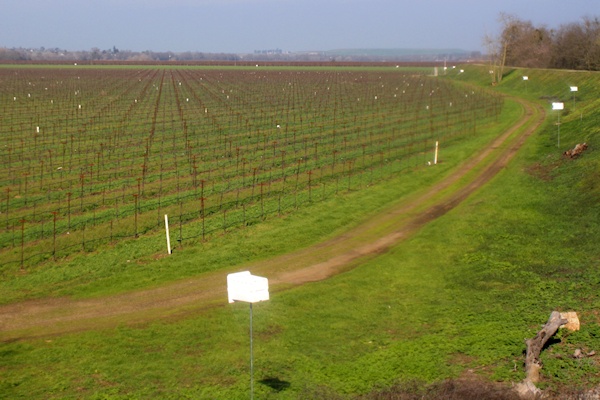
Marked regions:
[1,65,599,399]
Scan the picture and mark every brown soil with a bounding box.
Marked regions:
[0,98,545,342]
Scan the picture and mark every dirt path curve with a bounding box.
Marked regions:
[0,98,545,342]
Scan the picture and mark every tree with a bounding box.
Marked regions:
[483,13,521,84]
[552,17,600,70]
[484,13,599,74]
[0,48,28,61]
[90,47,101,60]
[482,30,502,85]
[503,21,553,68]
[581,16,600,70]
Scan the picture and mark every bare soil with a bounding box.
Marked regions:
[0,99,544,342]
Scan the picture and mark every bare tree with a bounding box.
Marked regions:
[552,16,600,70]
[484,13,599,74]
[498,13,519,79]
[504,21,553,68]
[483,13,521,84]
[581,16,600,70]
[482,31,502,85]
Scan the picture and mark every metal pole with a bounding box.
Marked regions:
[250,302,254,400]
[557,111,561,148]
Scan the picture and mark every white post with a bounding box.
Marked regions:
[552,103,564,148]
[227,271,269,400]
[434,141,439,165]
[164,214,171,254]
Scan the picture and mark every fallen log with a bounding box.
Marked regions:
[563,142,588,158]
[516,311,579,399]
[524,311,567,384]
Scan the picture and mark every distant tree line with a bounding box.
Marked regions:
[254,48,284,54]
[485,14,600,82]
[0,46,242,62]
[0,46,480,64]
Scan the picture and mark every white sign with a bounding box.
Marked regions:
[523,76,529,81]
[570,86,578,92]
[552,102,564,111]
[227,271,269,304]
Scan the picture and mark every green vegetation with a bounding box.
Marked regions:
[1,65,599,399]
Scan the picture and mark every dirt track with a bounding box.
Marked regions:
[0,98,545,342]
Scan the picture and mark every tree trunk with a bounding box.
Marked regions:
[516,311,570,398]
[524,311,567,383]
[498,42,508,83]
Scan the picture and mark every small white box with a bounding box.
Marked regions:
[552,102,564,110]
[227,271,269,304]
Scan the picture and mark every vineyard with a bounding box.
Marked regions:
[0,66,503,270]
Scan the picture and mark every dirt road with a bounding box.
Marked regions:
[0,98,545,342]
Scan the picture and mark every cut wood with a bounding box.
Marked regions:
[517,311,579,398]
[563,142,588,158]
[525,311,567,383]
[560,311,580,331]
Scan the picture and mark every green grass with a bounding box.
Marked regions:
[1,65,600,399]
[3,166,598,398]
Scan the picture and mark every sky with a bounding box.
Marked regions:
[1,0,598,54]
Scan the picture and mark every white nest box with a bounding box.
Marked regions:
[227,271,269,304]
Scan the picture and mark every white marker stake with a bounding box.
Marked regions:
[227,271,269,304]
[552,103,564,148]
[434,141,439,165]
[227,271,269,400]
[164,214,171,254]
[570,86,579,107]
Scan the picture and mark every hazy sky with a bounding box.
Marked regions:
[2,0,598,53]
